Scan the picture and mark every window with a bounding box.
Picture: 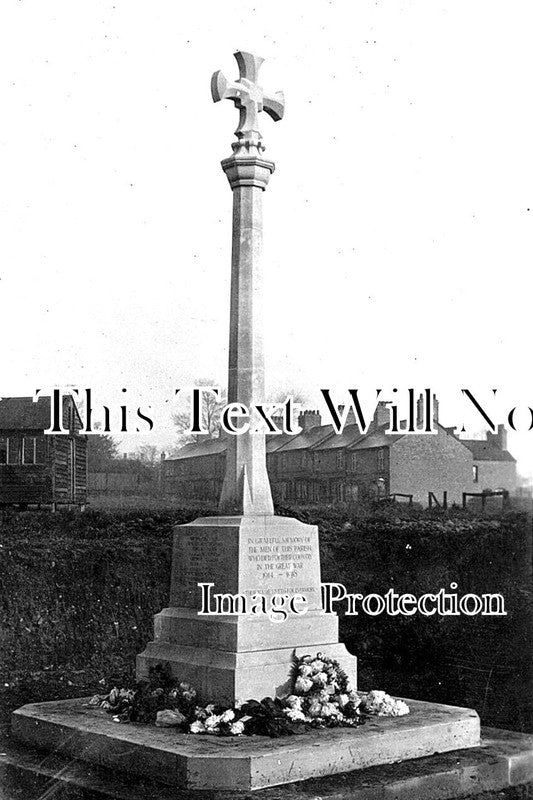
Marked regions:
[336,451,345,470]
[0,435,21,464]
[346,483,359,501]
[350,453,357,471]
[333,481,345,501]
[473,465,479,483]
[23,437,36,465]
[296,481,308,500]
[377,449,385,471]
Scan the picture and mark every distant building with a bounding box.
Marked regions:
[88,457,158,497]
[0,396,87,509]
[461,425,517,493]
[161,396,517,507]
[162,438,226,503]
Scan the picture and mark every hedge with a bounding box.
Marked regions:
[0,506,531,732]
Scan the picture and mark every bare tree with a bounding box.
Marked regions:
[173,380,226,444]
[135,444,161,466]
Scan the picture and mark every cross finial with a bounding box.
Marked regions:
[211,51,285,154]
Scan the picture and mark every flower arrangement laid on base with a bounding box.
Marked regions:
[89,653,409,738]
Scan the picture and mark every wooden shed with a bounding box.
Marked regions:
[0,395,87,509]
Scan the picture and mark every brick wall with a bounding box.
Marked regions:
[390,427,473,505]
[473,460,517,493]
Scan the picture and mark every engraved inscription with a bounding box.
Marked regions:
[247,535,313,581]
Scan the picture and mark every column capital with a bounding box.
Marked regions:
[221,155,275,190]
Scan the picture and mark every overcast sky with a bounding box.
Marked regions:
[1,1,532,475]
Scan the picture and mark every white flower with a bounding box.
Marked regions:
[88,694,104,706]
[220,709,235,723]
[294,676,313,694]
[190,720,206,733]
[310,659,325,673]
[204,714,221,732]
[362,690,410,717]
[321,702,342,718]
[229,721,245,735]
[307,700,323,718]
[337,693,350,708]
[299,664,313,677]
[392,700,410,717]
[204,703,216,715]
[284,695,303,710]
[284,708,307,722]
[312,672,328,686]
[108,687,119,705]
[176,682,196,702]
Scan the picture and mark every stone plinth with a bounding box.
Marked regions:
[137,515,356,705]
[11,697,481,792]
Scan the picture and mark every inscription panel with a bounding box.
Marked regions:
[239,525,322,610]
[170,526,240,608]
[170,519,323,612]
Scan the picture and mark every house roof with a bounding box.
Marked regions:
[461,439,516,463]
[275,425,335,452]
[312,423,365,451]
[171,437,227,460]
[169,420,517,465]
[349,423,405,450]
[266,432,295,453]
[0,396,52,430]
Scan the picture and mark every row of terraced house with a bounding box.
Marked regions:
[161,396,517,507]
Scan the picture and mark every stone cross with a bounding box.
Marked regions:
[212,51,285,514]
[211,51,285,153]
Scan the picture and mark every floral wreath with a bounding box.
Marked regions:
[89,652,409,738]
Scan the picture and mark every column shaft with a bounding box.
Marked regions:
[218,156,275,515]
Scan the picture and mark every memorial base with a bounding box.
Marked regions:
[11,696,483,792]
[136,515,357,705]
[137,638,356,707]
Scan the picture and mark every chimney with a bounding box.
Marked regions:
[487,424,507,450]
[272,414,285,432]
[416,392,439,428]
[373,401,390,428]
[432,393,439,423]
[337,404,357,425]
[298,409,322,433]
[497,424,507,450]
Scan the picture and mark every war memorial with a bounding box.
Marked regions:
[8,50,533,799]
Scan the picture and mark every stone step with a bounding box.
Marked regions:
[11,696,482,791]
[3,724,533,799]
